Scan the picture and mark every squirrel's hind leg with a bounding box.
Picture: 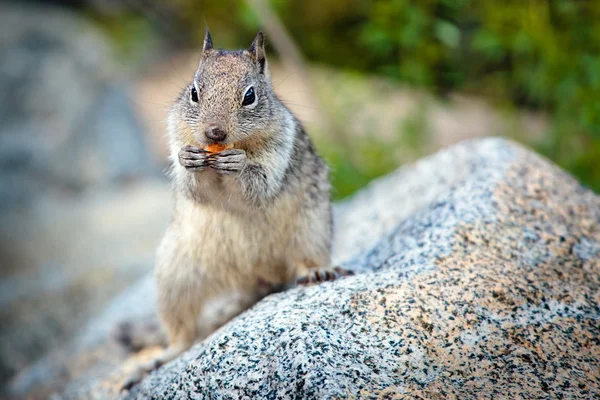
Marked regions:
[120,295,199,391]
[120,285,274,392]
[121,232,203,392]
[120,339,191,391]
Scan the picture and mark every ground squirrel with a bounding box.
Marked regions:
[122,30,352,390]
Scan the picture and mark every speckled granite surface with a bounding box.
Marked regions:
[11,138,600,399]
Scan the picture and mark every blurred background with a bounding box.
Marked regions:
[1,0,599,394]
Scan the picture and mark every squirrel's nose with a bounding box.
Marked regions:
[205,125,227,142]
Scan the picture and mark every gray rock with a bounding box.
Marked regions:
[0,3,155,209]
[0,2,164,387]
[10,138,600,399]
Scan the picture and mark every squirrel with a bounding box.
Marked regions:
[122,30,353,390]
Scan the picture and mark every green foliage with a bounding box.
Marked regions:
[277,0,600,192]
[90,0,261,63]
[170,0,260,47]
[88,11,156,62]
[314,135,401,200]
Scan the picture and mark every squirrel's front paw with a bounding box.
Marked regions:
[209,149,247,175]
[179,145,210,171]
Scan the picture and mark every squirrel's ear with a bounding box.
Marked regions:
[249,31,266,74]
[202,29,213,54]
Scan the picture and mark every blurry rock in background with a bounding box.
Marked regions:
[0,2,169,387]
[0,2,156,206]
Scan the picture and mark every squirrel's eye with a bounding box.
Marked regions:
[190,86,198,103]
[242,86,256,106]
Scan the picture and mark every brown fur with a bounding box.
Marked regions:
[122,31,351,391]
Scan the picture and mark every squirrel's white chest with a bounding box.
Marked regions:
[176,193,299,286]
[192,170,242,205]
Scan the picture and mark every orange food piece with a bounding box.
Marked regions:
[202,143,234,153]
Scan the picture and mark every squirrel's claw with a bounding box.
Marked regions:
[179,147,210,171]
[209,149,247,175]
[296,266,354,286]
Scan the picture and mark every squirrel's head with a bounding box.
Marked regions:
[172,30,277,149]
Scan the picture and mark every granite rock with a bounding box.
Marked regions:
[10,137,600,399]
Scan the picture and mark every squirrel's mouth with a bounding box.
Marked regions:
[200,143,234,153]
